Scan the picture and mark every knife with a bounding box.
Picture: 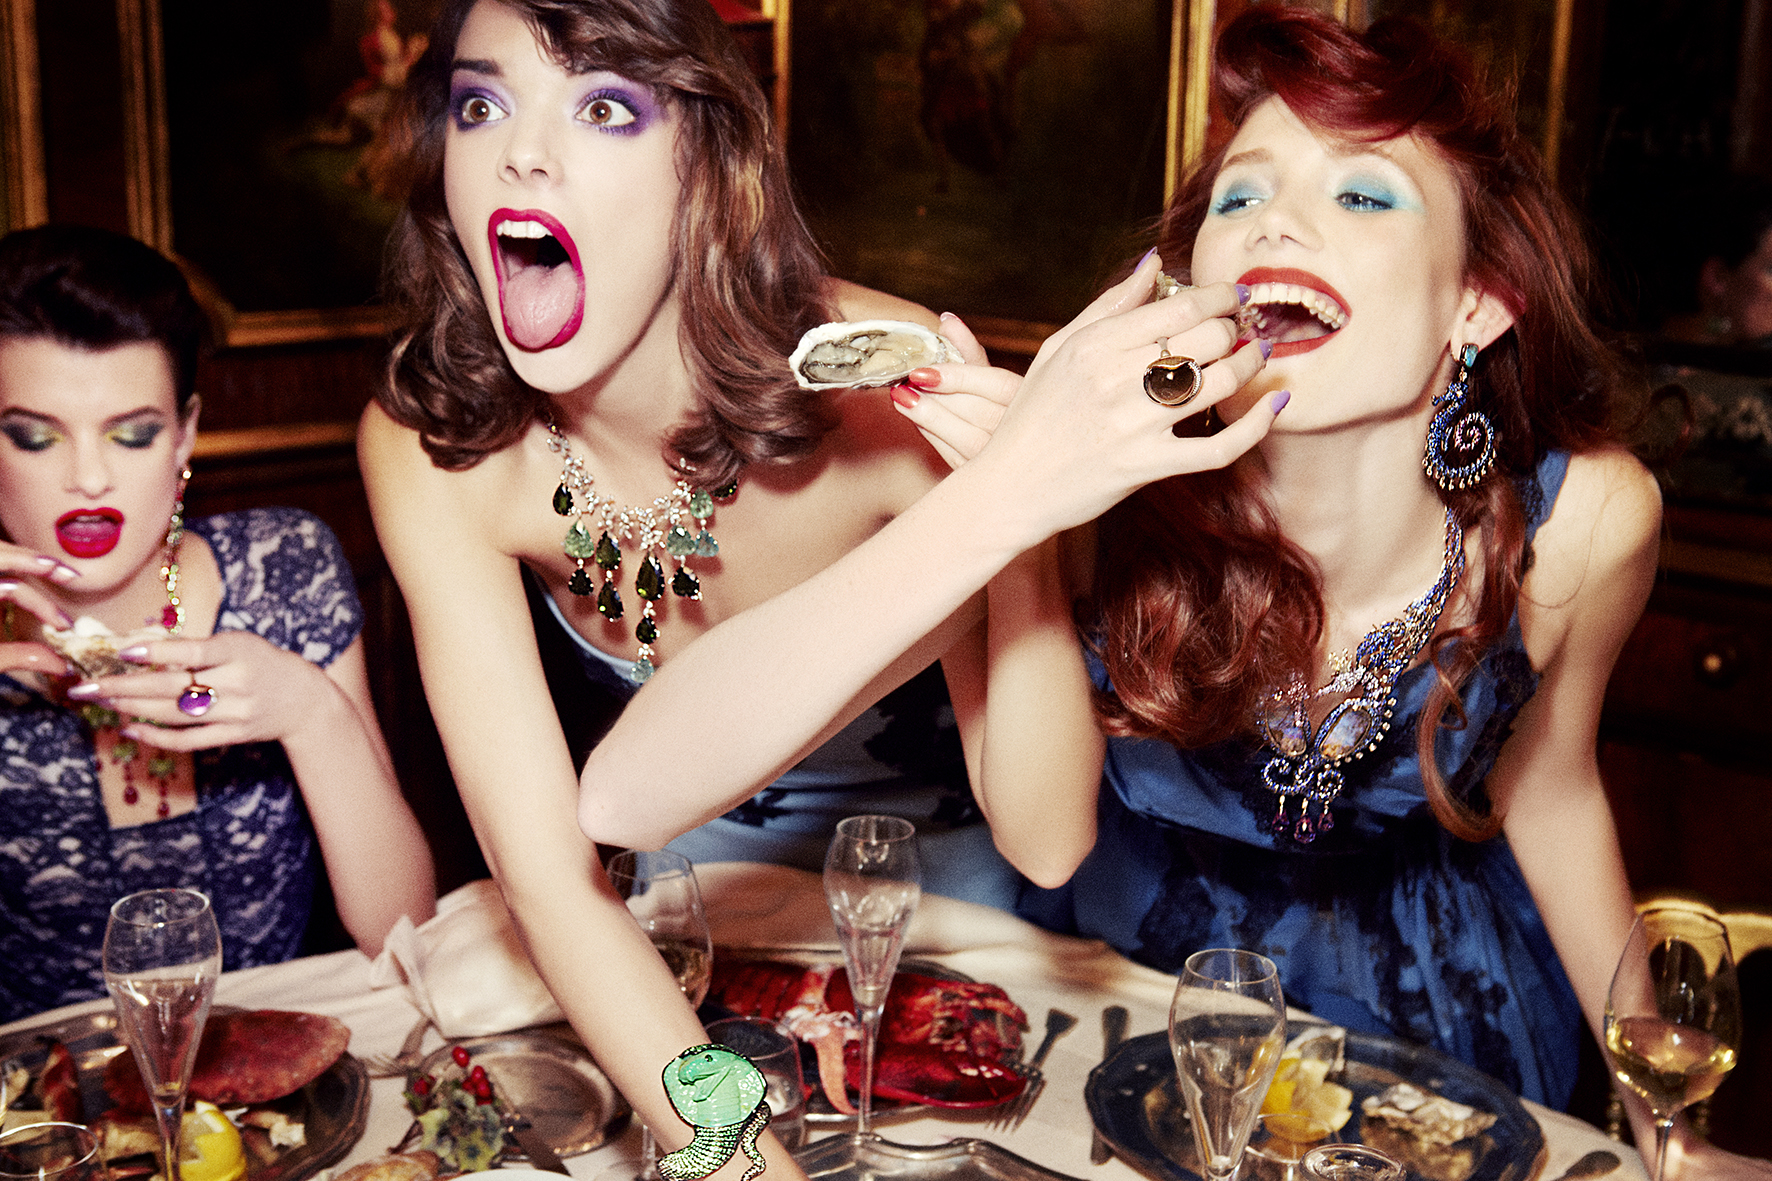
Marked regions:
[493,1075,571,1175]
[1089,1006,1130,1164]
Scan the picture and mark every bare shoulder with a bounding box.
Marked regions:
[821,278,940,330]
[1519,447,1661,657]
[358,401,528,537]
[1532,448,1662,586]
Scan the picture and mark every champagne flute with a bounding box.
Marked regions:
[824,815,920,1137]
[1169,949,1287,1181]
[608,850,713,1181]
[102,888,222,1181]
[1604,907,1741,1181]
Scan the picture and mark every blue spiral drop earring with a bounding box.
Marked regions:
[1423,343,1498,490]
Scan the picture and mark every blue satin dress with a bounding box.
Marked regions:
[1019,452,1583,1108]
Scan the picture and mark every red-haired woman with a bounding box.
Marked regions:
[360,0,1276,1175]
[905,8,1765,1173]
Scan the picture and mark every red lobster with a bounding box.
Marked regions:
[708,959,1028,1113]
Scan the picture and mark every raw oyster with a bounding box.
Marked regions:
[42,616,171,678]
[789,320,961,390]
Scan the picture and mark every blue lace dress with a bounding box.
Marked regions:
[1019,452,1583,1108]
[527,574,1022,910]
[0,508,363,1024]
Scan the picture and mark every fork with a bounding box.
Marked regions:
[991,1007,1078,1131]
[361,1014,432,1078]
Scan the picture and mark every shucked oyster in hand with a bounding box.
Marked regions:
[790,319,961,390]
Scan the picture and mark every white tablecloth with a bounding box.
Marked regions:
[0,863,1645,1181]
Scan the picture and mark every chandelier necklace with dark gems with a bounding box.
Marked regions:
[1256,505,1465,844]
[545,414,738,685]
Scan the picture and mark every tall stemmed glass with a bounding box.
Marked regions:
[1169,949,1287,1181]
[103,888,222,1181]
[824,815,920,1136]
[1604,907,1741,1181]
[609,850,713,1181]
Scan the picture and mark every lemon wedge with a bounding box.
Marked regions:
[178,1101,246,1181]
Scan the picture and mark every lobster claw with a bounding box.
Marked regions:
[847,1042,1028,1107]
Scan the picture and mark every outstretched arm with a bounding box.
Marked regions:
[580,258,1278,851]
[359,404,806,1181]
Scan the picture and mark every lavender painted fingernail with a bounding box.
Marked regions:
[119,645,152,662]
[1271,390,1291,413]
[1237,284,1251,306]
[66,682,101,701]
[1138,247,1158,268]
[1259,338,1274,360]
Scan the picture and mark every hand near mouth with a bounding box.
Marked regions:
[0,540,78,675]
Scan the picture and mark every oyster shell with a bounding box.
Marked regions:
[42,616,171,678]
[790,320,961,390]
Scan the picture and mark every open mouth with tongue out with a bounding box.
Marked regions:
[488,208,586,352]
[1238,267,1349,357]
[56,507,123,559]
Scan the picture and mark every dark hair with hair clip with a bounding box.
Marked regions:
[377,0,835,487]
[0,224,206,413]
[1089,7,1637,840]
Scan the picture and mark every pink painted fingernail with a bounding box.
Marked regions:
[66,682,101,701]
[890,385,921,409]
[46,564,78,583]
[1271,390,1291,413]
[119,645,152,662]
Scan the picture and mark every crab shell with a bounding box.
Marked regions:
[789,320,962,390]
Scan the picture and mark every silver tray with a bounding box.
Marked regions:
[419,1028,629,1158]
[796,1132,1083,1181]
[0,1007,368,1181]
[1086,1031,1545,1181]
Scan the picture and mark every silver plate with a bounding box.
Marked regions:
[0,1006,368,1181]
[419,1028,629,1158]
[796,1133,1083,1181]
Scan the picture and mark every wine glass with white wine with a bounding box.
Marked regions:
[1170,949,1287,1181]
[608,850,713,1181]
[1604,907,1741,1181]
[824,815,920,1137]
[102,888,223,1181]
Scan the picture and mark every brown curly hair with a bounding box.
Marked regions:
[1090,8,1636,840]
[378,0,835,488]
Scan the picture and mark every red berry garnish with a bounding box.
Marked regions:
[469,1064,487,1081]
[412,1074,433,1097]
[451,1046,471,1067]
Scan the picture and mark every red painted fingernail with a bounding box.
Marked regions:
[904,368,941,389]
[1271,390,1291,413]
[890,384,921,409]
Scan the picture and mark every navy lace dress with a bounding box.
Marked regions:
[0,508,363,1023]
[1020,452,1583,1108]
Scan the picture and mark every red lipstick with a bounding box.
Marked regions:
[1238,267,1351,357]
[488,208,586,352]
[56,507,124,559]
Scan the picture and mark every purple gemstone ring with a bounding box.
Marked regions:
[177,678,216,718]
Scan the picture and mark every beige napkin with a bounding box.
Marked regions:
[367,878,565,1037]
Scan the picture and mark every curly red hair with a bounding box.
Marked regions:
[1090,8,1635,840]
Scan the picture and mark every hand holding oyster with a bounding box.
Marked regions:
[41,617,172,679]
[790,320,961,390]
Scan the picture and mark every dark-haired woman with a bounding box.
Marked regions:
[0,225,435,1023]
[360,0,1277,1172]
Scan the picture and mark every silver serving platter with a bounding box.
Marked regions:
[1086,1031,1546,1181]
[796,1132,1083,1181]
[419,1027,629,1158]
[0,1006,368,1181]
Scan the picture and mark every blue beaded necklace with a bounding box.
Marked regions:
[1256,506,1464,843]
[545,415,737,684]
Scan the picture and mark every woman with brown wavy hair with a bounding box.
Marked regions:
[909,6,1730,1156]
[360,0,1277,1168]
